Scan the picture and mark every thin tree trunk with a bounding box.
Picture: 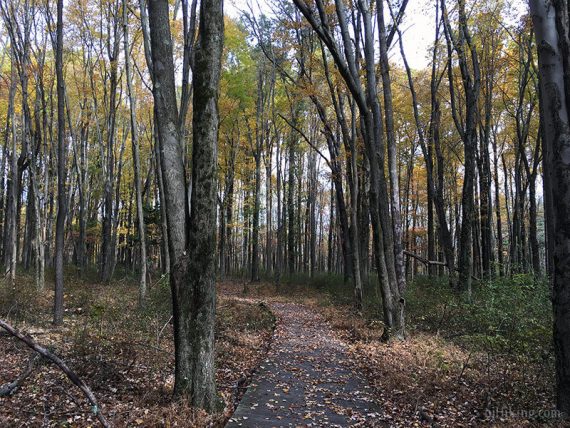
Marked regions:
[378,0,405,295]
[100,5,121,283]
[287,109,297,275]
[3,47,17,285]
[53,0,66,325]
[492,129,504,275]
[123,0,148,304]
[442,0,480,297]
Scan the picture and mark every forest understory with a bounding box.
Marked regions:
[0,273,559,427]
[0,274,275,427]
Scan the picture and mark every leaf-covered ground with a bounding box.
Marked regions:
[0,276,563,427]
[318,304,560,427]
[227,281,562,427]
[0,274,274,427]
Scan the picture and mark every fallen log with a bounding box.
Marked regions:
[403,250,480,281]
[403,250,448,267]
[0,319,111,428]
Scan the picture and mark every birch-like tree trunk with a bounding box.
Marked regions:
[123,0,148,304]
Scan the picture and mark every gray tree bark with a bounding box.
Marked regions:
[441,0,480,297]
[147,0,223,411]
[531,0,570,413]
[53,0,66,325]
[123,0,148,305]
[100,1,121,283]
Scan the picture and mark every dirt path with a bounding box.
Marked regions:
[226,302,384,427]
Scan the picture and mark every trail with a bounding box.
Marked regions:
[226,302,384,427]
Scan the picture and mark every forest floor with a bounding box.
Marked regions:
[226,280,560,428]
[0,272,275,427]
[0,273,562,427]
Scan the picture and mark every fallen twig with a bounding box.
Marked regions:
[0,353,40,397]
[157,315,173,345]
[0,319,111,428]
[458,351,474,382]
[403,250,448,267]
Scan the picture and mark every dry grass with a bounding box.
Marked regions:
[318,303,559,427]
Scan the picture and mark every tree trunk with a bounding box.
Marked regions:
[530,0,570,413]
[442,0,480,297]
[100,6,121,283]
[287,110,298,275]
[123,0,148,305]
[147,0,223,411]
[492,129,505,275]
[3,49,17,286]
[378,0,405,295]
[154,120,170,274]
[185,0,223,407]
[53,0,66,325]
[251,150,261,282]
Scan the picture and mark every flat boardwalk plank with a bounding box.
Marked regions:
[226,302,384,427]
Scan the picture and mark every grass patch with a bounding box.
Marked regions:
[406,274,553,359]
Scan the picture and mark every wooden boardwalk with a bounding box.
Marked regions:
[226,302,384,427]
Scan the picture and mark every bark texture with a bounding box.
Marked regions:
[53,0,66,325]
[531,0,570,414]
[147,0,223,411]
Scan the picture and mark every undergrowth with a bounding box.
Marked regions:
[0,269,274,427]
[256,270,553,361]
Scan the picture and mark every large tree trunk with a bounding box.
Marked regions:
[147,0,223,411]
[530,0,570,414]
[148,0,191,400]
[185,0,223,408]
